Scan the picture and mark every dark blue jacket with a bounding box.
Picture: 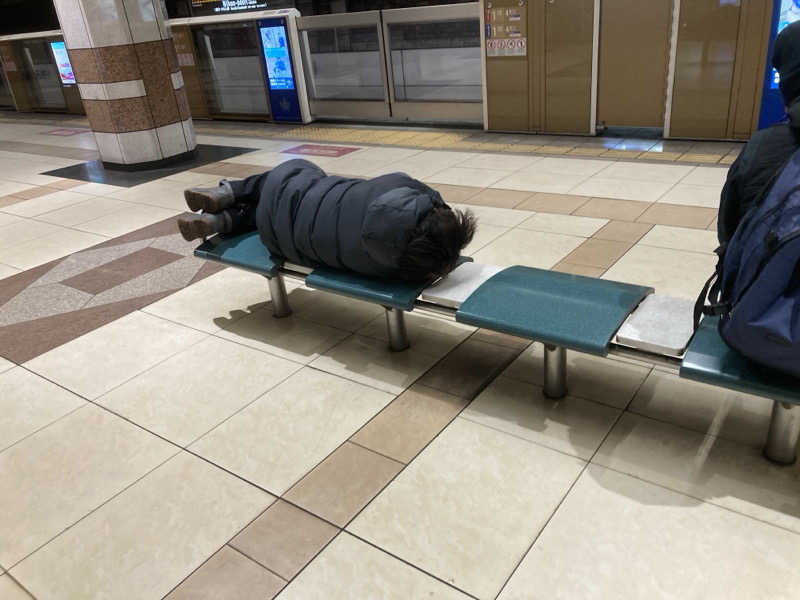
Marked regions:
[255,159,444,277]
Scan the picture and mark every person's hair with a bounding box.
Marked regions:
[397,207,477,281]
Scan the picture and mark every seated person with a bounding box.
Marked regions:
[718,21,800,243]
[178,159,476,281]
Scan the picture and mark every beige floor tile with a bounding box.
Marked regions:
[499,465,800,600]
[681,165,729,186]
[429,183,482,204]
[0,575,33,600]
[142,267,280,333]
[563,238,632,269]
[593,220,653,243]
[351,384,469,464]
[0,211,23,227]
[0,367,85,451]
[629,370,773,448]
[0,180,35,197]
[0,263,20,280]
[570,177,673,202]
[492,170,589,194]
[659,183,721,208]
[597,161,694,183]
[462,376,620,460]
[473,228,584,269]
[535,157,612,176]
[602,149,643,159]
[0,405,176,567]
[460,187,534,209]
[357,311,473,358]
[643,150,684,161]
[289,288,385,332]
[451,202,532,227]
[165,546,285,600]
[2,190,93,218]
[162,170,220,186]
[0,217,79,251]
[515,192,590,214]
[594,413,800,533]
[98,337,300,446]
[349,418,584,600]
[0,356,13,374]
[425,167,511,188]
[503,343,650,408]
[639,224,719,254]
[230,500,337,580]
[217,307,349,364]
[285,442,403,527]
[191,368,392,493]
[459,153,541,171]
[637,202,717,229]
[25,311,207,400]
[574,197,651,221]
[311,334,442,395]
[35,197,132,227]
[418,338,520,399]
[519,212,607,237]
[67,182,127,196]
[279,533,471,600]
[680,153,723,163]
[0,227,106,270]
[552,261,606,277]
[708,216,719,231]
[463,222,508,254]
[603,245,717,300]
[75,204,179,238]
[12,452,272,600]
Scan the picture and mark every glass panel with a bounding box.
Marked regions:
[17,39,66,110]
[389,19,481,102]
[0,65,14,109]
[193,23,270,116]
[304,27,384,101]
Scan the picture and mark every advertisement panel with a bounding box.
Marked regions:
[50,41,75,86]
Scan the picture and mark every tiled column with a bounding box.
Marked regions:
[52,0,196,167]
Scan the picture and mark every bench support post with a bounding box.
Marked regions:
[385,308,410,352]
[543,344,567,399]
[268,275,292,318]
[764,401,800,465]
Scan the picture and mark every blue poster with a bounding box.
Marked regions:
[50,41,75,86]
[260,26,295,91]
[770,0,800,89]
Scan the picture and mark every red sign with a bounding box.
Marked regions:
[283,144,360,158]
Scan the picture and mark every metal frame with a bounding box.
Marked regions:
[663,0,682,138]
[764,402,800,465]
[382,3,482,125]
[589,0,600,135]
[385,308,410,352]
[296,11,391,122]
[267,275,292,318]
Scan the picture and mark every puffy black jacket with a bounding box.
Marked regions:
[718,101,800,244]
[255,159,445,277]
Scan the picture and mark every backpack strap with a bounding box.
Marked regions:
[693,244,730,330]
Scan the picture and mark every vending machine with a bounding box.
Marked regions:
[257,11,311,124]
[759,0,800,128]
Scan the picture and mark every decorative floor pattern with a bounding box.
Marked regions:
[0,216,222,363]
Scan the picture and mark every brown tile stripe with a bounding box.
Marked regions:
[136,40,182,128]
[83,97,155,133]
[63,247,183,295]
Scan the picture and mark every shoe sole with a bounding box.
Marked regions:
[184,189,227,213]
[177,215,217,242]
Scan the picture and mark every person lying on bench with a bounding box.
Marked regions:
[177,159,476,282]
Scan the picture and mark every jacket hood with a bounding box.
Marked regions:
[361,187,435,268]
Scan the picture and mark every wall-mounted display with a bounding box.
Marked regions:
[49,41,74,86]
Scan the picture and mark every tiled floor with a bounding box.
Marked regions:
[2,117,797,600]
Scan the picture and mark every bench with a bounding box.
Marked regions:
[195,231,800,464]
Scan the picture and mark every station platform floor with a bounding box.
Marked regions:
[1,115,798,600]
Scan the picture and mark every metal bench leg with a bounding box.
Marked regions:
[543,344,567,399]
[764,401,800,465]
[385,308,410,352]
[268,274,292,318]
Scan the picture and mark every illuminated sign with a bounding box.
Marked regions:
[260,25,295,90]
[191,0,268,15]
[50,41,75,86]
[771,0,800,89]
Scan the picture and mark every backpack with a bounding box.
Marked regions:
[695,147,800,377]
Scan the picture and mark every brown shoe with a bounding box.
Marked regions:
[177,213,223,241]
[183,181,235,213]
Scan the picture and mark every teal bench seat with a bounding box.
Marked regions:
[195,232,282,277]
[456,266,653,356]
[680,316,800,464]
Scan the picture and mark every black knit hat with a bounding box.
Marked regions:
[773,20,800,106]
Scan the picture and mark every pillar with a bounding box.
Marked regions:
[51,0,196,168]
